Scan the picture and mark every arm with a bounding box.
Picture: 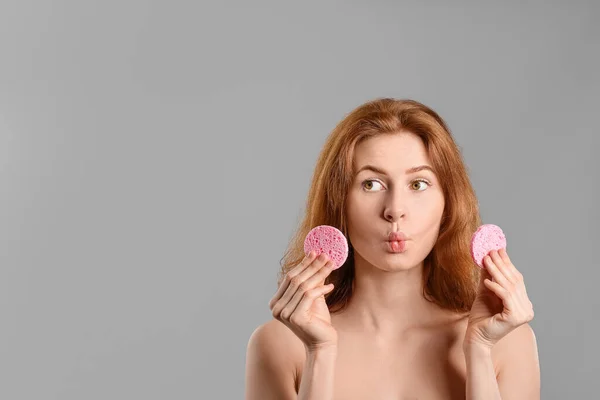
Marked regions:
[464,323,541,400]
[464,343,501,400]
[245,320,338,400]
[297,346,337,400]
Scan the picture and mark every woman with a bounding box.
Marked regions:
[245,98,540,399]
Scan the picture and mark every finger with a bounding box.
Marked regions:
[269,251,318,309]
[293,253,332,286]
[289,284,335,321]
[498,247,511,265]
[304,259,335,287]
[272,254,330,316]
[478,268,493,289]
[489,250,516,283]
[499,248,524,281]
[483,255,511,288]
[483,278,509,300]
[281,260,335,318]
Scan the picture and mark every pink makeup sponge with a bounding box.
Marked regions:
[470,224,507,268]
[303,225,349,270]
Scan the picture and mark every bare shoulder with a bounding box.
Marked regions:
[491,323,541,398]
[493,323,539,367]
[245,319,305,399]
[247,318,305,361]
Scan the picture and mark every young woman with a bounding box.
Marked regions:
[245,98,540,400]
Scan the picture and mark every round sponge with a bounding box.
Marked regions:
[470,224,507,268]
[303,225,349,270]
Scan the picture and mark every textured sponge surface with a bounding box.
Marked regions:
[303,225,349,270]
[470,224,507,268]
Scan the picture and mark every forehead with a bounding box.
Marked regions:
[353,132,430,170]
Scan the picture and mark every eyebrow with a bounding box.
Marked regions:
[356,164,435,176]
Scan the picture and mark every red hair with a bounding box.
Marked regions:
[278,98,482,314]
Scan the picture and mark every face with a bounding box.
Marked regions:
[345,132,445,272]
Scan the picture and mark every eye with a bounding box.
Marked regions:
[362,179,384,192]
[411,179,431,191]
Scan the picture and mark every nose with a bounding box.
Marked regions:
[383,191,406,222]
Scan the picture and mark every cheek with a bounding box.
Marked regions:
[347,194,378,222]
[411,195,444,231]
[347,207,374,238]
[346,198,379,244]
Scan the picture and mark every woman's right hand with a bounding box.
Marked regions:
[269,251,338,351]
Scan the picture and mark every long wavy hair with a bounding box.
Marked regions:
[278,98,482,314]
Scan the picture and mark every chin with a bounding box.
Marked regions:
[380,258,421,271]
[355,247,422,272]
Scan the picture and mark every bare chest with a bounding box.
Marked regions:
[298,331,467,400]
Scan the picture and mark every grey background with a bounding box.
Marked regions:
[1,1,598,399]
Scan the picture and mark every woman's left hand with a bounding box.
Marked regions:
[466,248,535,349]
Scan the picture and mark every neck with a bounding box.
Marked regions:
[343,255,441,335]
